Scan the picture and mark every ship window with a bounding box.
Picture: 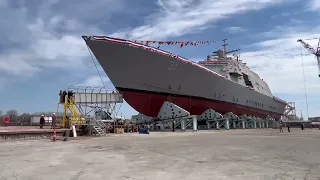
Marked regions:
[243,73,253,88]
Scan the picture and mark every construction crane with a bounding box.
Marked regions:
[297,38,320,77]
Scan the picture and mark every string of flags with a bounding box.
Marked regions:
[131,39,221,48]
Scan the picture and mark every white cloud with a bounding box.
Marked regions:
[308,0,320,11]
[224,26,247,34]
[0,0,123,76]
[112,0,290,40]
[241,25,320,95]
[79,76,114,89]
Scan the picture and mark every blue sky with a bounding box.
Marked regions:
[0,0,320,119]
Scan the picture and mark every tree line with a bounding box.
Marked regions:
[0,110,65,125]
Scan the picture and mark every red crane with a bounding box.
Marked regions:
[297,38,320,77]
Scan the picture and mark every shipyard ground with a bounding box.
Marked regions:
[1,129,320,180]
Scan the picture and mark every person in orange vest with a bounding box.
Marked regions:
[51,113,56,129]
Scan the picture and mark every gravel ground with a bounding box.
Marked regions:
[0,128,320,180]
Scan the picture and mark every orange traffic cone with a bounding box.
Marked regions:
[52,128,56,142]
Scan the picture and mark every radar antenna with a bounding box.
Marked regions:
[212,39,241,59]
[222,39,228,52]
[297,38,320,77]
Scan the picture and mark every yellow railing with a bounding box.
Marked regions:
[58,95,85,128]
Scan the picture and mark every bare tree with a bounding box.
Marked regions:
[18,113,32,125]
[6,110,18,116]
[5,110,18,123]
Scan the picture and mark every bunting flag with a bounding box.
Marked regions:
[131,39,220,48]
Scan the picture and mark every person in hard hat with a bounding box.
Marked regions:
[279,122,283,132]
[51,113,56,129]
[40,115,45,129]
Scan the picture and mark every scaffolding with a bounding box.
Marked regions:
[284,102,296,120]
[57,86,123,129]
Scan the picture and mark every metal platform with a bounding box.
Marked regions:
[66,86,123,104]
[74,92,123,104]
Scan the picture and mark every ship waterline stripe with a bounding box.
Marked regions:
[85,35,287,105]
[116,87,284,117]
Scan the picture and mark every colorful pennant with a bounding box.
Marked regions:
[131,39,220,48]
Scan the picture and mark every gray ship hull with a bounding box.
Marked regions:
[83,36,286,119]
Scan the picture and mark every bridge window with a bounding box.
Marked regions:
[242,73,253,88]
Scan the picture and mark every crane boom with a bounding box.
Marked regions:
[297,38,320,77]
[297,39,317,55]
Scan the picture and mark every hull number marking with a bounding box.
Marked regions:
[168,61,178,71]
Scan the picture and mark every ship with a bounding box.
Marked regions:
[82,36,287,119]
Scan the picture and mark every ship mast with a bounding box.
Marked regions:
[222,39,228,52]
[212,39,241,59]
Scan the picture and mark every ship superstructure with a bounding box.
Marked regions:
[198,45,272,97]
[82,36,287,119]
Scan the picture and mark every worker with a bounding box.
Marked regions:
[66,116,70,129]
[62,90,67,103]
[287,123,290,132]
[70,90,75,102]
[39,115,45,129]
[59,90,63,103]
[67,90,74,103]
[279,122,283,132]
[52,113,56,129]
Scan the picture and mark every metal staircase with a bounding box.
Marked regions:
[91,118,108,136]
[67,104,82,124]
[64,97,84,126]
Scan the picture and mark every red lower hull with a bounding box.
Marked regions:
[119,88,281,119]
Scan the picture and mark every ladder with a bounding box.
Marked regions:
[91,118,107,136]
[67,105,80,121]
[65,97,84,126]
